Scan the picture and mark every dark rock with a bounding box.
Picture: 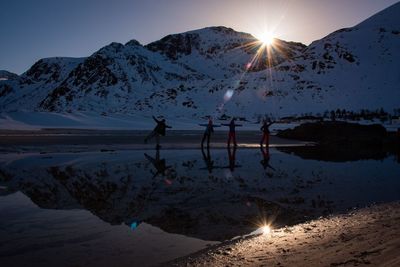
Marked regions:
[276,121,399,162]
[277,121,387,146]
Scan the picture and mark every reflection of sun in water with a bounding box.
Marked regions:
[261,224,271,235]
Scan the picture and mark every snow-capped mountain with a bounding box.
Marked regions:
[0,57,84,112]
[0,70,19,81]
[0,2,399,126]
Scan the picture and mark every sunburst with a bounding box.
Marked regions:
[256,31,276,47]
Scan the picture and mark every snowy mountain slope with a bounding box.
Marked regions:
[146,26,306,77]
[0,70,19,81]
[0,71,20,101]
[0,2,399,127]
[0,57,84,112]
[220,2,400,117]
[37,40,211,114]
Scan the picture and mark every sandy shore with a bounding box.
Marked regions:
[168,202,400,267]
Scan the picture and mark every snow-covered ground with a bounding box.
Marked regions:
[1,3,399,125]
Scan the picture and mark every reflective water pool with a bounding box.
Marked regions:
[1,147,399,266]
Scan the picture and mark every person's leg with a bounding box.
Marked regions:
[260,133,266,147]
[155,147,160,160]
[201,132,207,147]
[265,133,269,148]
[228,132,234,147]
[233,132,237,147]
[206,133,211,148]
[155,133,160,148]
[145,130,156,143]
[227,132,231,147]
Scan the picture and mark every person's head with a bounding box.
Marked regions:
[208,117,213,123]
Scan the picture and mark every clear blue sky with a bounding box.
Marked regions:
[0,0,398,74]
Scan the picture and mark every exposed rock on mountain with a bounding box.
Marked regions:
[1,3,399,123]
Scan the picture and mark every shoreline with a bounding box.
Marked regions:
[0,131,314,153]
[167,201,400,266]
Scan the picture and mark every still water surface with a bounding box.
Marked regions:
[1,147,399,266]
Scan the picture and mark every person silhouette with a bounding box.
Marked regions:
[260,119,275,148]
[222,118,242,147]
[144,116,172,149]
[201,118,215,149]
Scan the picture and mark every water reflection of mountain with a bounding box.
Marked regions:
[1,148,399,241]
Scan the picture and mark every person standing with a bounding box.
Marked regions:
[260,120,274,148]
[222,118,242,147]
[144,116,172,149]
[201,118,214,149]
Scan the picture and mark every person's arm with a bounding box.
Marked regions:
[267,121,275,127]
[166,125,172,128]
[152,116,159,123]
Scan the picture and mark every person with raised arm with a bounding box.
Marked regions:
[144,116,172,149]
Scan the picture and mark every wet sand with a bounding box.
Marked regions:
[168,202,400,267]
[0,130,312,152]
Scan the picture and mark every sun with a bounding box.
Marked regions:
[257,31,276,46]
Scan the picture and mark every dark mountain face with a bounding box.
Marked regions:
[146,27,250,59]
[146,26,306,71]
[146,32,201,60]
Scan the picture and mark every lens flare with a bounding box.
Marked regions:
[254,29,276,47]
[223,89,234,102]
[258,31,275,47]
[130,221,138,230]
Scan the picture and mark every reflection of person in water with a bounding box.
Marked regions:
[130,220,141,231]
[144,148,172,178]
[201,146,214,173]
[144,116,172,149]
[260,146,275,171]
[260,119,274,148]
[227,146,238,171]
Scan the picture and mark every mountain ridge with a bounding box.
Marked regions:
[1,3,399,127]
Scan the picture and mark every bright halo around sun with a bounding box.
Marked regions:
[257,31,276,47]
